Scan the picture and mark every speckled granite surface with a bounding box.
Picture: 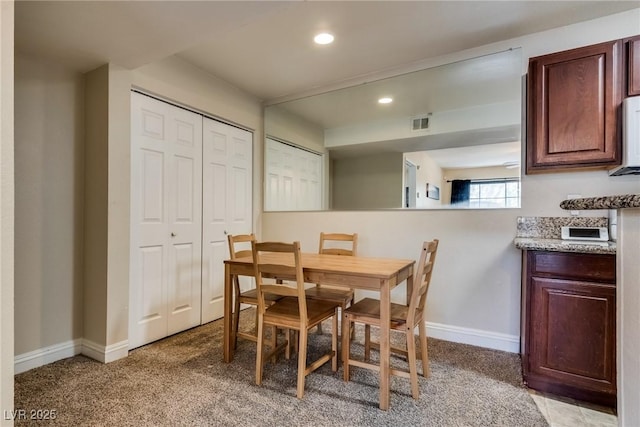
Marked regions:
[514,216,615,255]
[560,194,640,210]
[516,216,608,239]
[514,237,616,254]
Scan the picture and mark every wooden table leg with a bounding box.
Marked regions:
[223,263,233,363]
[379,280,391,410]
[406,270,414,306]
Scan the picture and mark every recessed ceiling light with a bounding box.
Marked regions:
[378,97,393,104]
[314,33,334,45]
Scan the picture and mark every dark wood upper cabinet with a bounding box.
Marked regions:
[627,35,640,97]
[527,40,623,173]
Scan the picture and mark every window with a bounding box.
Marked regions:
[469,179,520,208]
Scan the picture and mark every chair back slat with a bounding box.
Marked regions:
[252,241,308,324]
[228,233,256,259]
[407,239,439,325]
[228,233,256,296]
[319,232,358,256]
[260,284,299,298]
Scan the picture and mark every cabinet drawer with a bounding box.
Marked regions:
[528,251,616,283]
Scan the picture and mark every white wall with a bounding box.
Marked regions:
[265,104,324,152]
[82,63,131,362]
[325,100,520,148]
[263,10,640,352]
[0,0,14,421]
[405,151,444,208]
[617,208,640,426]
[14,53,85,356]
[331,152,403,210]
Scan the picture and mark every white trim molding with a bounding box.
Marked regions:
[14,339,82,374]
[426,321,520,353]
[14,338,130,374]
[81,339,129,363]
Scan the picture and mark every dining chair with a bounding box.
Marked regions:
[305,232,357,337]
[227,233,281,350]
[342,239,439,399]
[252,240,340,399]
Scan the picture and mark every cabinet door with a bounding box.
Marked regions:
[527,40,623,173]
[627,36,640,97]
[528,277,616,396]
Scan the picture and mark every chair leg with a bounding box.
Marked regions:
[285,328,291,360]
[255,316,264,386]
[364,324,371,361]
[332,308,338,372]
[297,327,308,399]
[342,313,351,382]
[253,305,259,336]
[291,329,299,357]
[406,327,419,399]
[232,295,241,350]
[347,298,355,341]
[269,325,277,364]
[418,320,430,377]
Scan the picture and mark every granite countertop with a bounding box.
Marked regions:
[514,237,616,255]
[514,216,616,255]
[560,194,640,210]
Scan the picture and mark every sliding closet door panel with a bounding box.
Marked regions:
[264,138,322,211]
[202,118,252,323]
[166,105,202,336]
[298,152,322,210]
[229,132,252,231]
[132,246,166,345]
[130,93,202,349]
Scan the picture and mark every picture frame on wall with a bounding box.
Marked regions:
[426,183,440,200]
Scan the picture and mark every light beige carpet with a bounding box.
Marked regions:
[15,309,548,426]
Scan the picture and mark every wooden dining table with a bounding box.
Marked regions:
[223,252,415,410]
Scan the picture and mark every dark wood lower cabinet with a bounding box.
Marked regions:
[522,250,616,407]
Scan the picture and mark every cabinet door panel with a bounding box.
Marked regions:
[529,277,616,393]
[527,40,622,172]
[546,55,605,154]
[628,36,640,96]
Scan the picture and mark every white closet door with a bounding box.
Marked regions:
[265,138,322,211]
[201,117,253,323]
[130,93,203,349]
[297,148,322,210]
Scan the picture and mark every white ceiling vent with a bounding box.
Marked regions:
[411,115,431,131]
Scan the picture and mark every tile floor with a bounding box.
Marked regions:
[529,389,617,427]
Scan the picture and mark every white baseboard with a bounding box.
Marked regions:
[426,321,520,353]
[81,339,129,363]
[14,339,83,374]
[14,322,517,374]
[15,338,130,373]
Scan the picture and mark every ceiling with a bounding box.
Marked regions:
[15,1,640,102]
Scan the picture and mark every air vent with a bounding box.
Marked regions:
[411,116,430,131]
